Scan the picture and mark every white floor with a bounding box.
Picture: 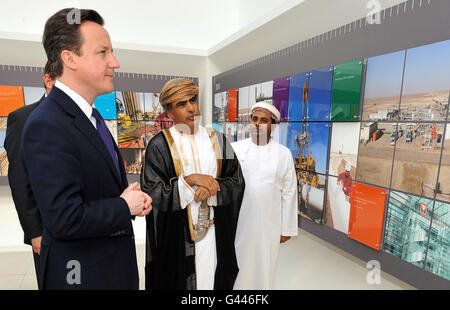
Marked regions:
[0,185,415,290]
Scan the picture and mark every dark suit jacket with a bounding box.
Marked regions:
[4,96,44,245]
[21,86,138,290]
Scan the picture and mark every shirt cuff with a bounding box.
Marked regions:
[281,230,299,237]
[178,174,196,209]
[207,194,217,207]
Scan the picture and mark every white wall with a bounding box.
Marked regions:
[0,0,300,55]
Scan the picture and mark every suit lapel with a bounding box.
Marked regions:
[114,141,128,188]
[74,114,123,187]
[50,87,123,187]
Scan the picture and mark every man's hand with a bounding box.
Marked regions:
[120,183,152,216]
[31,236,42,255]
[123,182,141,193]
[194,186,211,203]
[137,192,152,217]
[280,236,291,243]
[185,174,220,197]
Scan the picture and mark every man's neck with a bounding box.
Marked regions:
[174,123,200,135]
[251,135,271,146]
[58,75,95,106]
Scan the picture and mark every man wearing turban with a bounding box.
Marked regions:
[141,78,245,290]
[231,101,298,289]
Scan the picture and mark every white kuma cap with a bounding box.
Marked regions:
[251,101,281,122]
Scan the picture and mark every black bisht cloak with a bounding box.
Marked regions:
[141,128,245,290]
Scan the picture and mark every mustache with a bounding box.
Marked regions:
[186,113,200,119]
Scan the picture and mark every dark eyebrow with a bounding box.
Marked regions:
[97,45,112,51]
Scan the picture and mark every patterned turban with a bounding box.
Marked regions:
[160,78,199,111]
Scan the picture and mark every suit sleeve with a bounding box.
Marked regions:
[5,111,42,240]
[22,119,131,241]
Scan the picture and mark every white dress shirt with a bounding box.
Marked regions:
[54,80,97,129]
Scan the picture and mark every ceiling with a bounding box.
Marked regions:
[0,0,305,56]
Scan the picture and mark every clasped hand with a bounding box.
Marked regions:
[184,174,220,203]
[120,182,152,216]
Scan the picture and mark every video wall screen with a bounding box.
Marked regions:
[213,38,450,281]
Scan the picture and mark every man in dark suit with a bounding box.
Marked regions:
[4,61,55,290]
[21,8,152,290]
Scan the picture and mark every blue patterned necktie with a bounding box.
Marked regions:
[91,108,121,177]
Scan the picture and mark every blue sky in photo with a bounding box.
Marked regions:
[403,39,450,95]
[364,50,406,99]
[308,66,333,121]
[286,122,329,174]
[288,72,309,121]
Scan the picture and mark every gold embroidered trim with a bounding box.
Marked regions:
[162,129,196,243]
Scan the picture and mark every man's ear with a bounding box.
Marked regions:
[60,50,77,70]
[42,74,55,95]
[165,106,174,119]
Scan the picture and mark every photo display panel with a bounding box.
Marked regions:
[391,122,443,199]
[362,50,405,121]
[356,121,396,188]
[220,122,237,143]
[116,91,147,149]
[236,122,250,141]
[23,86,46,106]
[238,86,250,122]
[307,67,333,121]
[296,121,330,225]
[285,122,302,160]
[326,175,352,234]
[120,148,145,175]
[331,59,364,121]
[214,91,227,122]
[329,122,360,178]
[400,40,450,122]
[288,72,309,122]
[143,92,163,121]
[94,91,117,120]
[0,117,6,176]
[298,171,327,224]
[425,199,449,280]
[105,120,118,145]
[0,117,5,147]
[383,191,434,269]
[228,88,238,122]
[0,85,24,117]
[273,77,290,121]
[348,183,387,251]
[274,122,289,146]
[258,81,273,105]
[436,124,450,202]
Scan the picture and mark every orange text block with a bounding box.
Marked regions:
[348,183,387,251]
[0,85,25,117]
[227,88,238,122]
